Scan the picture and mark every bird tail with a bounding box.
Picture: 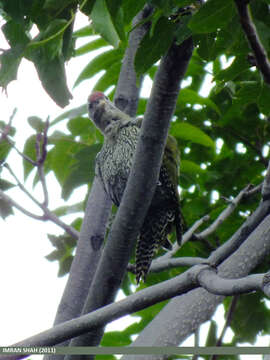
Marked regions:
[135,209,174,283]
[175,205,183,245]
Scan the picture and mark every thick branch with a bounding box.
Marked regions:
[50,7,152,359]
[67,38,194,352]
[234,0,270,85]
[196,267,264,296]
[120,213,270,359]
[262,160,270,200]
[148,257,206,273]
[3,230,270,360]
[114,5,153,116]
[45,177,111,356]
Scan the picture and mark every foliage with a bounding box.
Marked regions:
[1,0,270,354]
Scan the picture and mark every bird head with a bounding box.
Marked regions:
[88,91,132,136]
[87,92,109,132]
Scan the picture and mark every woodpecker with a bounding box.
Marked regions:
[88,91,182,283]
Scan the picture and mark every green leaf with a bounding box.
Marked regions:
[0,121,16,137]
[62,144,101,200]
[27,116,45,132]
[172,122,215,148]
[106,0,126,42]
[102,330,130,346]
[75,38,108,56]
[43,0,75,11]
[74,48,123,87]
[189,0,235,34]
[67,117,92,137]
[135,16,176,75]
[214,55,250,83]
[258,84,270,115]
[58,256,73,277]
[174,15,192,46]
[46,233,76,277]
[23,135,36,180]
[2,20,30,48]
[93,61,121,93]
[196,32,217,61]
[91,0,120,47]
[0,48,22,89]
[178,88,220,115]
[51,104,87,126]
[47,136,81,185]
[205,320,218,346]
[230,293,270,344]
[122,0,147,24]
[0,141,12,163]
[53,202,84,217]
[0,179,15,191]
[32,55,72,107]
[181,160,205,174]
[26,20,72,107]
[73,25,94,37]
[0,198,13,219]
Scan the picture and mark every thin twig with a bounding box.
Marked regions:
[192,327,200,360]
[148,183,259,274]
[159,214,210,260]
[210,295,238,360]
[2,266,270,359]
[196,184,252,240]
[0,189,44,220]
[3,165,79,239]
[42,208,79,238]
[4,164,41,207]
[234,0,270,85]
[245,182,262,197]
[0,131,37,165]
[35,117,50,206]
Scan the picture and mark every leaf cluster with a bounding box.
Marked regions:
[1,0,270,351]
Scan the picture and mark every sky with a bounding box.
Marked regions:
[0,9,269,360]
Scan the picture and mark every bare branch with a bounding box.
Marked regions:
[3,165,79,238]
[159,214,210,260]
[262,160,270,200]
[128,181,262,276]
[114,5,153,116]
[197,266,264,295]
[149,257,206,273]
[210,295,238,360]
[234,0,270,85]
[121,214,270,355]
[196,185,252,240]
[245,182,262,197]
[0,189,44,220]
[2,265,270,360]
[35,117,49,206]
[4,164,41,207]
[67,37,194,352]
[42,208,79,238]
[0,133,37,165]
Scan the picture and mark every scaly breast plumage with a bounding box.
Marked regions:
[96,126,139,206]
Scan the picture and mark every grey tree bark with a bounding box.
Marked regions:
[121,201,270,359]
